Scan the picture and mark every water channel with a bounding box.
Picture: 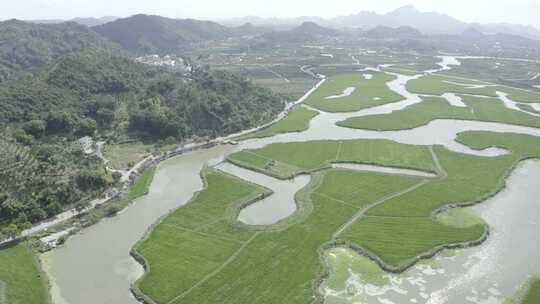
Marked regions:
[43,56,540,304]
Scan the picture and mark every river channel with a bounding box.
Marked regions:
[43,56,540,304]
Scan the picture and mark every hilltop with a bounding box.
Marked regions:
[93,14,231,54]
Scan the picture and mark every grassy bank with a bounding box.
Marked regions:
[517,103,540,115]
[522,278,540,303]
[243,106,319,139]
[505,275,540,304]
[0,243,50,304]
[129,167,156,200]
[338,95,540,131]
[304,72,403,112]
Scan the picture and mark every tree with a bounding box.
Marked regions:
[23,120,46,138]
[96,108,115,126]
[0,192,7,203]
[112,171,122,184]
[45,111,74,134]
[36,144,58,162]
[76,170,107,191]
[76,118,97,137]
[28,207,47,222]
[13,128,33,145]
[1,224,20,239]
[0,196,25,218]
[44,201,62,217]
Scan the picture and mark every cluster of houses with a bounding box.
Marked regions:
[135,54,191,72]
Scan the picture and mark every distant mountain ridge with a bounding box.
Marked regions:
[220,5,540,41]
[363,25,423,39]
[260,22,339,44]
[29,16,119,27]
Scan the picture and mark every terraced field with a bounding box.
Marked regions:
[304,72,404,112]
[0,136,38,195]
[338,94,540,130]
[0,243,50,304]
[134,132,540,303]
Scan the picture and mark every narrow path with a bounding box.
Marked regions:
[166,232,260,304]
[332,179,429,239]
[429,146,448,178]
[96,141,155,183]
[334,140,343,160]
[260,65,290,83]
[314,193,359,209]
[162,224,245,245]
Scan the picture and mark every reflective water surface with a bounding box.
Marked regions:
[215,162,310,225]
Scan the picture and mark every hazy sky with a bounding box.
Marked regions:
[2,0,539,28]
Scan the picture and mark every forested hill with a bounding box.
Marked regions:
[0,50,283,237]
[1,50,283,139]
[93,14,231,54]
[0,19,122,83]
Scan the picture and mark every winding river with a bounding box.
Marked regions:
[43,56,540,304]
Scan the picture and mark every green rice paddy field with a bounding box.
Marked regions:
[228,139,438,179]
[0,243,50,304]
[304,72,404,112]
[407,74,540,103]
[245,106,319,139]
[523,278,540,304]
[338,95,540,130]
[506,276,540,304]
[135,132,540,303]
